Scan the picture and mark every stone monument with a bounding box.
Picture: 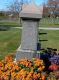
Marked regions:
[16,4,43,60]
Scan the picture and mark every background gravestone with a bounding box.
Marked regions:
[16,4,43,60]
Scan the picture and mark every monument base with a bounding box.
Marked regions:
[16,47,40,60]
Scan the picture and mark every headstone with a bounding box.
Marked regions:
[16,4,43,60]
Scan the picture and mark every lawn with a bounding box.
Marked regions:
[39,18,59,27]
[0,28,22,60]
[40,30,59,50]
[0,20,20,27]
[0,28,59,59]
[0,18,59,27]
[0,18,59,59]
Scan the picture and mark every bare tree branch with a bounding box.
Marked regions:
[8,0,30,14]
[47,0,59,17]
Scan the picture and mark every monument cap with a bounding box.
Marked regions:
[20,4,43,19]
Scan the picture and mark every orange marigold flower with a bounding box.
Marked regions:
[0,70,3,76]
[0,61,3,67]
[12,65,20,72]
[5,55,13,62]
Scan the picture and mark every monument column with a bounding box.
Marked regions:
[16,4,43,60]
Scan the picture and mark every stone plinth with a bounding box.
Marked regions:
[16,48,37,60]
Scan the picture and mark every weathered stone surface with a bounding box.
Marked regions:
[16,49,36,60]
[16,4,43,60]
[20,4,43,19]
[21,20,38,50]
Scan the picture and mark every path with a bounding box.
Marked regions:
[39,27,59,30]
[13,27,59,30]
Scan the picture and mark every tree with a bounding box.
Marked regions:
[47,0,59,17]
[43,3,49,17]
[8,0,31,15]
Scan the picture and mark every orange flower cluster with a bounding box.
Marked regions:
[0,55,46,80]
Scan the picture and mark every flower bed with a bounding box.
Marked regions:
[0,48,59,80]
[0,55,46,80]
[40,48,59,80]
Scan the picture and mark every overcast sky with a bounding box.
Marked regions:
[0,0,47,11]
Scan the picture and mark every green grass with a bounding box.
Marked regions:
[0,28,22,60]
[0,28,59,59]
[0,18,59,28]
[0,18,59,59]
[39,18,59,27]
[40,30,59,50]
[0,20,20,27]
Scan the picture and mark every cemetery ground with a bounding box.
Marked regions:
[39,18,59,27]
[0,19,59,79]
[40,30,59,50]
[0,28,21,60]
[0,28,59,60]
[0,18,59,27]
[0,19,20,27]
[0,17,59,60]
